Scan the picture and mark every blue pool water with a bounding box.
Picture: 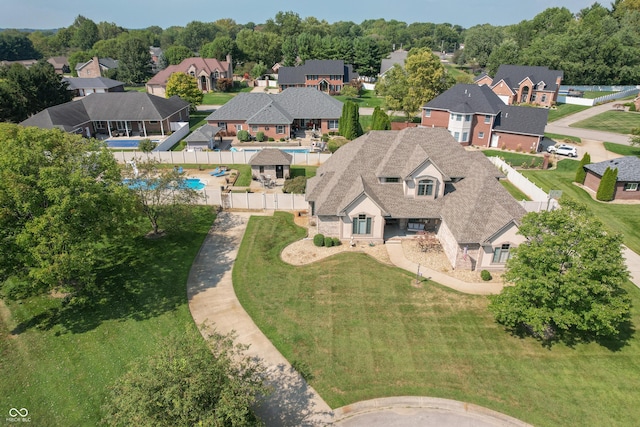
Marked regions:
[106,139,160,148]
[123,178,205,190]
[233,147,311,154]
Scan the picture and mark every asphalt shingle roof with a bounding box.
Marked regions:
[491,65,564,92]
[277,60,358,85]
[63,77,125,90]
[306,127,526,244]
[185,124,221,143]
[248,148,293,166]
[424,84,505,115]
[205,88,342,124]
[584,156,640,181]
[380,50,408,75]
[493,105,548,136]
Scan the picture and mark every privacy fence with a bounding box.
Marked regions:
[112,150,331,166]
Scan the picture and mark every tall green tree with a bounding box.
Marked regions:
[200,36,237,60]
[162,45,193,65]
[71,16,99,50]
[236,29,282,67]
[281,36,298,66]
[102,326,267,427]
[165,72,203,112]
[176,21,218,52]
[0,30,42,61]
[596,166,618,201]
[405,48,451,106]
[375,64,416,118]
[574,152,591,183]
[117,37,152,84]
[462,24,504,68]
[488,200,630,344]
[338,101,362,140]
[0,124,134,297]
[371,106,391,130]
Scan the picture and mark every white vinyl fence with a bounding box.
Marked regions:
[488,156,559,212]
[112,150,331,166]
[201,189,308,210]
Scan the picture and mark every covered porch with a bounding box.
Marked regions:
[383,217,441,240]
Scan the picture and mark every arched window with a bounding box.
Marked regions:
[417,179,434,196]
[521,86,530,103]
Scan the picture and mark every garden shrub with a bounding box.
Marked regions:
[332,237,341,246]
[268,137,275,141]
[481,270,492,281]
[279,137,285,142]
[291,360,314,381]
[237,130,250,142]
[596,166,617,201]
[255,131,265,142]
[324,236,334,247]
[313,234,324,247]
[574,152,591,183]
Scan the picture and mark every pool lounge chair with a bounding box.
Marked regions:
[210,167,226,177]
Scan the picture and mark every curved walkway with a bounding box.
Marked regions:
[186,212,532,426]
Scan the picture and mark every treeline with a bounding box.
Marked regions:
[2,1,640,84]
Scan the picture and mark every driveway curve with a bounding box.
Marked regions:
[186,211,533,426]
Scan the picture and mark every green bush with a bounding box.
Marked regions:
[321,134,329,142]
[279,137,285,142]
[283,176,307,194]
[291,359,314,381]
[268,137,275,142]
[575,152,591,183]
[255,131,265,142]
[481,270,492,281]
[332,237,341,246]
[596,166,618,201]
[324,236,334,247]
[237,130,250,142]
[313,234,324,247]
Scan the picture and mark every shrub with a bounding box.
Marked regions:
[283,176,307,194]
[516,143,522,152]
[279,137,285,142]
[138,138,157,152]
[324,236,334,247]
[291,359,314,381]
[596,166,618,201]
[215,77,233,92]
[237,130,250,142]
[255,131,265,142]
[574,152,591,183]
[332,237,341,246]
[321,134,329,142]
[481,270,492,281]
[268,137,275,141]
[313,234,324,247]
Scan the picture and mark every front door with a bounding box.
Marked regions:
[275,165,284,179]
[490,133,499,148]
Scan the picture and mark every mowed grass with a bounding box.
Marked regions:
[605,142,640,157]
[571,110,640,134]
[233,212,640,426]
[483,150,544,168]
[201,86,253,105]
[289,165,317,178]
[500,180,530,200]
[334,89,384,108]
[547,104,590,122]
[523,160,640,253]
[0,207,216,426]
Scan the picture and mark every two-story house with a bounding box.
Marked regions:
[475,65,563,108]
[277,60,359,94]
[421,84,548,152]
[306,127,527,271]
[75,57,119,78]
[146,56,233,97]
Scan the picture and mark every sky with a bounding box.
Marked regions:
[1,0,595,30]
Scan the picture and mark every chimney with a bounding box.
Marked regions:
[226,54,233,77]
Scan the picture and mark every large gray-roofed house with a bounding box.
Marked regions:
[277,59,359,94]
[306,127,527,271]
[21,92,189,139]
[422,83,548,152]
[583,156,640,201]
[206,87,342,140]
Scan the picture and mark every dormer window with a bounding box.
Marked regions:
[384,177,400,183]
[213,70,220,79]
[417,179,434,196]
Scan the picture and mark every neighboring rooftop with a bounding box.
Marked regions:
[490,65,564,92]
[248,148,293,166]
[278,60,359,86]
[584,156,640,181]
[424,84,505,115]
[380,50,408,75]
[62,77,125,90]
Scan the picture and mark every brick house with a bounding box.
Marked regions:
[583,157,640,201]
[20,92,189,139]
[475,65,563,108]
[421,84,548,152]
[277,60,358,94]
[76,57,119,78]
[205,87,343,140]
[306,127,527,271]
[146,56,233,97]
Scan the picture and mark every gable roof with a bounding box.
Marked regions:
[76,57,118,71]
[584,156,640,181]
[380,50,409,75]
[20,92,189,130]
[147,57,231,86]
[278,60,359,85]
[205,87,342,124]
[306,127,526,243]
[424,84,505,115]
[490,65,563,92]
[63,77,125,90]
[184,124,221,143]
[248,148,293,166]
[493,105,548,137]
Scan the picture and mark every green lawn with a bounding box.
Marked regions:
[604,142,640,157]
[124,86,146,93]
[0,207,217,426]
[201,86,253,105]
[289,165,318,178]
[545,133,581,143]
[335,89,384,108]
[583,91,615,99]
[500,180,530,200]
[483,150,544,168]
[233,212,640,427]
[523,160,640,253]
[189,112,209,131]
[570,111,640,134]
[547,104,590,122]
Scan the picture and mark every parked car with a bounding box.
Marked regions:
[547,144,578,157]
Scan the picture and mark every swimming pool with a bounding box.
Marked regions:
[106,139,160,148]
[123,178,206,191]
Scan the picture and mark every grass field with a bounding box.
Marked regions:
[500,180,530,200]
[570,111,640,134]
[604,142,640,157]
[545,133,581,143]
[523,160,640,253]
[583,91,615,99]
[0,207,217,426]
[335,90,384,108]
[483,150,544,168]
[289,165,318,178]
[201,86,253,105]
[233,212,640,427]
[547,104,590,122]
